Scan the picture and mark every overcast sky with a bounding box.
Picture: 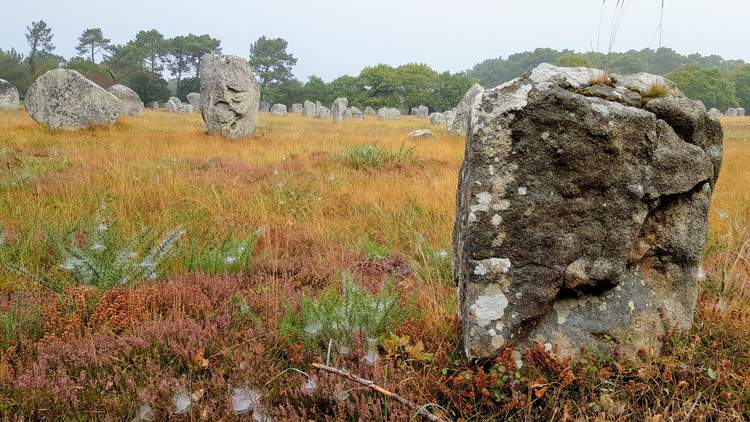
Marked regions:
[2,0,748,82]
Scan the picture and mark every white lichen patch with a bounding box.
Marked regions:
[530,63,603,90]
[517,186,527,195]
[470,285,509,327]
[474,264,488,276]
[628,301,635,313]
[491,214,502,226]
[488,258,512,273]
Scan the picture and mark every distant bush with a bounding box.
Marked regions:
[342,144,417,169]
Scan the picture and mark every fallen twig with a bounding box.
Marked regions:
[311,363,448,422]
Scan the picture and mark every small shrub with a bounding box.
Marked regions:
[187,232,260,274]
[280,272,403,348]
[588,71,612,86]
[0,295,45,349]
[342,143,417,169]
[642,82,670,102]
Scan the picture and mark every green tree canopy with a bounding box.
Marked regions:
[249,36,297,93]
[25,20,55,73]
[726,64,750,110]
[667,65,738,110]
[75,28,111,63]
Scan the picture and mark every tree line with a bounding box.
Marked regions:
[2,21,749,112]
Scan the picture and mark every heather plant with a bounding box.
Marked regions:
[187,231,261,274]
[280,272,402,348]
[0,295,45,349]
[342,143,417,169]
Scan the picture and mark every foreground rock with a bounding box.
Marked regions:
[186,92,201,111]
[430,112,446,125]
[411,105,429,118]
[332,97,348,123]
[408,129,434,138]
[454,63,723,361]
[271,104,287,116]
[107,84,144,116]
[25,69,120,129]
[291,103,303,113]
[0,79,21,111]
[199,53,261,138]
[377,107,401,120]
[303,100,316,116]
[449,84,484,136]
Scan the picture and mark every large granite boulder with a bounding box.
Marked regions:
[350,106,364,120]
[0,79,21,111]
[332,97,348,123]
[449,83,484,136]
[315,106,331,118]
[25,69,120,129]
[186,92,201,111]
[270,104,287,116]
[454,63,723,361]
[166,97,181,113]
[291,103,303,114]
[411,105,429,118]
[303,100,316,116]
[199,54,261,139]
[430,112,446,125]
[377,107,401,120]
[108,84,144,116]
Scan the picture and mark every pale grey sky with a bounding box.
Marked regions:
[2,0,748,81]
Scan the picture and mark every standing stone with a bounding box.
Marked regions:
[107,84,144,116]
[449,84,484,136]
[430,112,446,125]
[259,101,271,113]
[166,97,182,113]
[411,105,429,118]
[303,100,316,116]
[737,107,746,116]
[147,101,160,109]
[186,92,201,111]
[726,108,738,117]
[25,69,120,129]
[178,104,194,114]
[291,103,303,114]
[708,108,722,118]
[377,107,401,120]
[199,53,261,139]
[343,107,353,120]
[454,63,723,361]
[0,79,21,111]
[270,104,288,116]
[315,106,331,118]
[350,106,364,120]
[315,101,322,108]
[444,110,456,128]
[331,97,348,123]
[364,107,377,117]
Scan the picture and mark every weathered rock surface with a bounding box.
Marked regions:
[270,104,287,116]
[25,69,120,129]
[444,110,456,127]
[738,107,746,116]
[343,107,353,120]
[364,106,377,117]
[350,106,364,120]
[430,112,446,125]
[331,97,348,123]
[291,103,303,113]
[377,107,401,120]
[411,105,429,118]
[166,97,181,113]
[0,79,21,111]
[454,63,723,361]
[186,92,201,111]
[708,108,722,118]
[108,84,144,116]
[147,101,160,109]
[303,100,316,116]
[259,101,270,113]
[199,54,261,139]
[408,129,435,138]
[449,84,484,136]
[178,104,193,114]
[315,106,331,118]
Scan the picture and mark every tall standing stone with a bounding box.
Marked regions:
[186,92,201,111]
[411,105,429,118]
[199,54,261,139]
[166,97,182,113]
[331,97,348,123]
[107,84,144,116]
[303,100,316,116]
[25,69,120,129]
[430,112,446,125]
[259,101,270,112]
[449,84,484,136]
[291,103,303,114]
[454,63,723,361]
[738,107,746,116]
[377,107,401,120]
[270,104,287,116]
[0,79,21,111]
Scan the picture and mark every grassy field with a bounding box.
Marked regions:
[0,110,748,420]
